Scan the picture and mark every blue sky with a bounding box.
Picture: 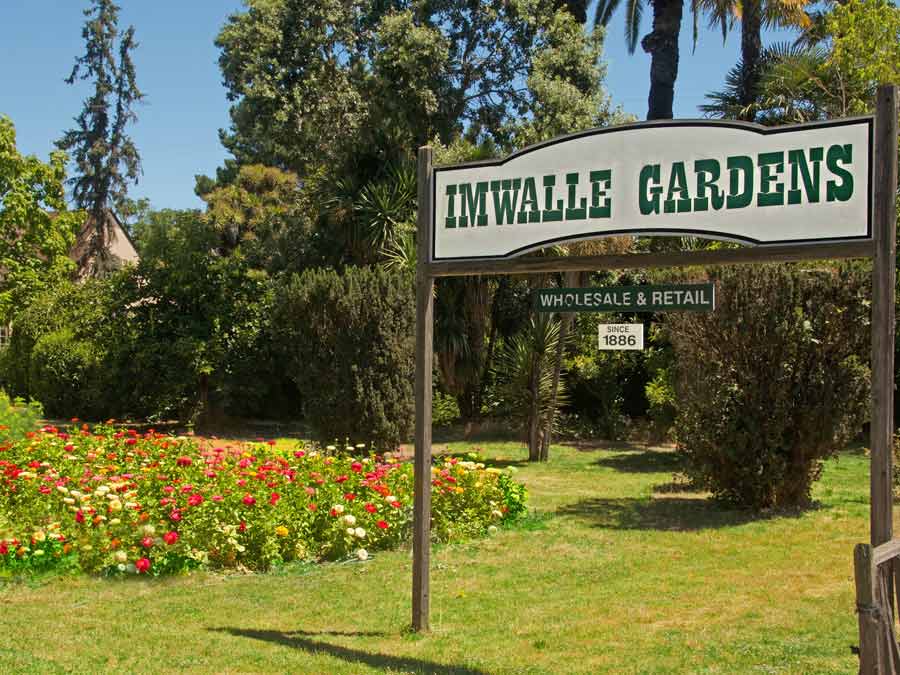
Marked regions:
[1,1,795,211]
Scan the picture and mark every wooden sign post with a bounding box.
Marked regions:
[412,87,898,671]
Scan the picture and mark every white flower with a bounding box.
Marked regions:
[63,498,76,505]
[114,550,128,563]
[332,504,345,515]
[384,495,397,503]
[56,486,69,495]
[342,514,356,526]
[117,563,126,572]
[108,500,123,512]
[487,525,498,535]
[142,525,156,536]
[346,527,356,536]
[95,485,110,496]
[354,527,366,539]
[109,518,121,526]
[326,445,336,451]
[491,510,503,519]
[356,548,369,561]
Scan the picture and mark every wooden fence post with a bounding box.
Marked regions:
[412,146,434,632]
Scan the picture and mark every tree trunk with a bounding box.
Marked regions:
[528,350,542,462]
[642,0,683,120]
[738,0,763,120]
[541,271,579,462]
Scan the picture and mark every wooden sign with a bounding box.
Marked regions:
[431,118,873,261]
[534,283,715,313]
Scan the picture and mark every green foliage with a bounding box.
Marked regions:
[0,391,42,442]
[432,391,461,428]
[0,116,81,324]
[273,266,415,449]
[669,265,870,509]
[29,328,106,420]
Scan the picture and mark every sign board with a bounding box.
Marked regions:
[598,323,644,350]
[431,118,873,261]
[535,283,714,313]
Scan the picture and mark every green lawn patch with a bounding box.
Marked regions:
[0,440,871,674]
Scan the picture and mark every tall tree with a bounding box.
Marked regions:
[0,117,82,323]
[57,0,143,274]
[594,0,684,119]
[693,0,810,120]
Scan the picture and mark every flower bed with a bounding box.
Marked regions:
[0,424,526,576]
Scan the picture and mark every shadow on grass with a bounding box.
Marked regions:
[557,496,809,531]
[211,627,489,675]
[593,449,683,474]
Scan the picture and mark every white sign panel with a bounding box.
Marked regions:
[598,324,644,351]
[431,118,873,261]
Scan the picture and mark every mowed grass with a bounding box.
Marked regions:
[0,439,878,674]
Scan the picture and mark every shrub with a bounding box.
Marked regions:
[669,264,870,509]
[0,424,525,575]
[0,390,42,441]
[273,266,415,449]
[29,329,107,420]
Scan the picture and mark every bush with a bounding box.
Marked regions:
[0,424,525,575]
[669,264,870,509]
[0,390,42,441]
[273,266,415,450]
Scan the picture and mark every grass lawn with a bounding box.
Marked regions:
[0,438,876,674]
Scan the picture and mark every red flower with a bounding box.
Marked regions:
[343,493,356,501]
[75,510,85,524]
[269,492,281,506]
[169,509,182,522]
[39,485,51,495]
[242,494,256,506]
[176,456,192,467]
[390,500,402,508]
[163,531,179,546]
[267,440,276,446]
[308,503,317,511]
[377,520,389,530]
[125,438,137,446]
[364,503,377,513]
[351,462,363,473]
[141,536,154,549]
[238,521,247,532]
[64,444,75,452]
[335,475,348,484]
[294,450,306,458]
[0,543,7,555]
[135,558,151,574]
[187,493,204,507]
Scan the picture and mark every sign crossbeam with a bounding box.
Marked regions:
[412,88,897,672]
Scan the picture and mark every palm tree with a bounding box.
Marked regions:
[594,0,684,119]
[694,0,810,120]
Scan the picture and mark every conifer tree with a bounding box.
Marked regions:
[57,0,143,274]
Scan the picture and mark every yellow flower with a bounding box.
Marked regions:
[275,526,289,537]
[455,487,464,494]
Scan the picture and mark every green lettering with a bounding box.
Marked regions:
[726,155,754,209]
[590,169,612,218]
[757,151,785,207]
[693,159,724,212]
[517,177,541,224]
[664,162,691,214]
[826,144,854,202]
[542,175,564,222]
[564,173,587,220]
[639,164,662,215]
[491,179,521,225]
[787,147,823,205]
[444,184,457,228]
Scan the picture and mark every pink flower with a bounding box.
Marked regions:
[269,493,281,506]
[242,494,256,506]
[163,531,179,546]
[75,510,85,524]
[212,495,223,502]
[187,493,204,507]
[176,456,192,467]
[163,486,175,494]
[351,462,363,473]
[135,558,151,574]
[141,536,154,549]
[170,509,182,522]
[305,487,316,496]
[237,479,247,487]
[308,503,317,511]
[294,450,306,458]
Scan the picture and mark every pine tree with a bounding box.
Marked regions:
[57,0,143,274]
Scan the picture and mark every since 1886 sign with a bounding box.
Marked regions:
[431,119,873,261]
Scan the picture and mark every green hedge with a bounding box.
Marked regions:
[273,266,414,449]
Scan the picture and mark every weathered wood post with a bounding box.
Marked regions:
[413,146,434,632]
[871,84,898,581]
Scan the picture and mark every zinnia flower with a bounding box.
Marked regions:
[356,548,369,561]
[342,514,356,526]
[377,520,389,530]
[354,527,366,539]
[275,526,289,537]
[269,492,281,506]
[176,456,192,467]
[364,503,377,513]
[163,531,179,546]
[242,494,256,506]
[141,537,154,549]
[135,558,151,574]
[187,493,204,507]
